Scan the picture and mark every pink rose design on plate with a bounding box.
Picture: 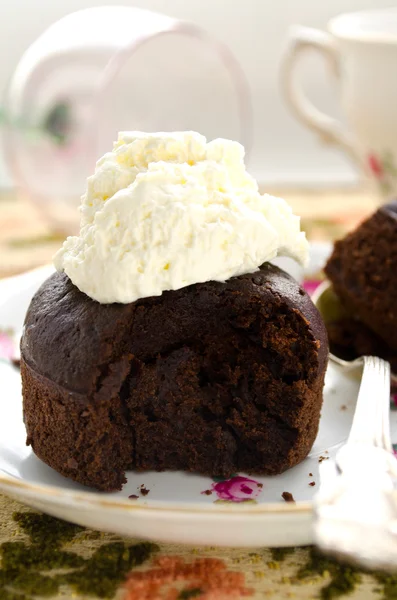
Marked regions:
[210,475,263,503]
[0,330,15,360]
[303,279,322,297]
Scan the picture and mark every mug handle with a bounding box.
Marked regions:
[281,26,366,173]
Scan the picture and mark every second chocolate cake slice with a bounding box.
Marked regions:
[325,201,397,351]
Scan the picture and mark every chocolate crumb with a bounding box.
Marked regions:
[281,491,295,502]
[340,405,347,411]
[128,495,139,500]
[11,358,21,369]
[258,483,263,488]
[309,482,316,487]
[318,455,329,463]
[140,487,150,496]
[202,490,213,496]
[309,473,313,477]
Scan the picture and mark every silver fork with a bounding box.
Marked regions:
[314,356,397,570]
[312,283,397,570]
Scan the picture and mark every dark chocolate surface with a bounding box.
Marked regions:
[22,264,328,395]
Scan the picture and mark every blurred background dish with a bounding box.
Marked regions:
[0,0,387,276]
[1,0,395,190]
[2,6,252,233]
[282,7,397,203]
[0,0,391,242]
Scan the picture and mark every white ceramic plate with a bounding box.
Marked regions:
[0,248,394,547]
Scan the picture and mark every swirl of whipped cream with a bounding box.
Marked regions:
[54,131,308,304]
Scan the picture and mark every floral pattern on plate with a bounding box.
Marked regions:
[203,476,263,504]
[303,278,322,297]
[0,328,15,360]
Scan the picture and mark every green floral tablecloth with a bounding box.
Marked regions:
[0,188,390,600]
[0,494,394,600]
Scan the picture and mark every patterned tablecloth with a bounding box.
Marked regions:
[1,188,393,600]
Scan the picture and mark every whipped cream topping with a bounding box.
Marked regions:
[54,132,308,304]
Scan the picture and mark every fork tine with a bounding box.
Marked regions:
[348,356,390,448]
[374,359,391,451]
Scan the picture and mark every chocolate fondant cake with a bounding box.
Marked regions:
[325,201,397,351]
[21,264,328,491]
[20,131,329,491]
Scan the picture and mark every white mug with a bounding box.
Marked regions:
[281,8,397,201]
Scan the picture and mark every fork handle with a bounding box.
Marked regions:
[314,459,397,570]
[313,355,397,570]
